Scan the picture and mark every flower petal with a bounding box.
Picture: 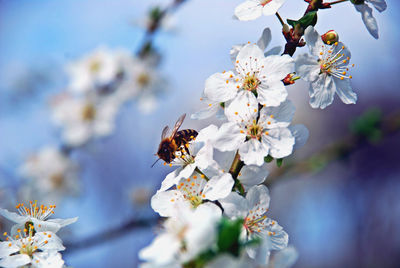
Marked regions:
[203,173,234,201]
[333,77,357,105]
[368,0,387,12]
[225,90,258,123]
[257,28,272,51]
[0,254,31,268]
[289,124,309,151]
[151,190,186,217]
[294,53,320,82]
[204,71,239,102]
[304,26,325,57]
[262,128,294,159]
[234,0,263,21]
[219,192,249,219]
[260,55,294,81]
[355,4,379,39]
[0,209,28,224]
[238,164,269,190]
[213,122,246,152]
[262,0,286,16]
[257,80,288,107]
[239,139,269,166]
[235,44,265,75]
[259,100,295,128]
[309,74,336,109]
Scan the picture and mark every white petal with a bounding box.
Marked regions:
[246,185,270,211]
[32,219,61,234]
[239,139,269,166]
[262,0,286,16]
[32,251,65,268]
[262,128,294,159]
[234,0,263,21]
[35,232,65,252]
[259,100,295,128]
[46,217,78,228]
[177,164,196,180]
[196,125,219,143]
[260,55,294,81]
[294,53,320,82]
[235,44,265,75]
[304,26,325,57]
[191,102,221,120]
[230,44,244,64]
[225,90,258,123]
[219,192,249,218]
[151,190,186,217]
[257,28,272,51]
[309,74,336,109]
[238,164,269,190]
[203,173,234,201]
[355,4,379,39]
[139,233,180,265]
[213,122,246,152]
[0,241,19,258]
[257,80,288,107]
[204,71,239,102]
[0,209,27,224]
[0,254,31,268]
[260,218,288,251]
[264,46,282,56]
[367,0,387,12]
[159,168,182,192]
[333,77,357,104]
[289,124,309,151]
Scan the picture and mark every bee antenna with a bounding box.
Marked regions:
[151,158,161,168]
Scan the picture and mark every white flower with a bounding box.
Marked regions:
[18,146,80,203]
[353,0,387,39]
[230,28,282,63]
[220,185,288,263]
[295,26,357,109]
[159,125,220,192]
[51,93,119,146]
[151,172,233,217]
[115,54,166,114]
[204,44,293,108]
[0,228,65,268]
[0,202,77,235]
[213,99,296,166]
[139,204,222,266]
[66,46,124,94]
[234,0,286,21]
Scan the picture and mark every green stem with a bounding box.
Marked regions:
[275,12,285,26]
[229,151,245,195]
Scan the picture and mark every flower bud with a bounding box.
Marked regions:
[321,30,339,44]
[282,24,290,34]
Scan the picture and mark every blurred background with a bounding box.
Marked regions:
[0,0,399,267]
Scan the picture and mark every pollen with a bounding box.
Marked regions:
[226,80,229,84]
[254,109,257,112]
[169,163,172,167]
[235,112,238,115]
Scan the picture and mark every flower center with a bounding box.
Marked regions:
[89,60,101,74]
[15,201,56,221]
[137,73,151,87]
[244,215,267,234]
[81,103,96,121]
[246,120,263,140]
[319,43,354,81]
[243,74,260,92]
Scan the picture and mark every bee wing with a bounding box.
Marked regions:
[170,114,186,139]
[161,126,170,140]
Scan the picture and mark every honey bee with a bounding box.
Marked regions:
[152,114,198,167]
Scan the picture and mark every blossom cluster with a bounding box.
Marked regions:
[0,201,77,267]
[139,0,387,267]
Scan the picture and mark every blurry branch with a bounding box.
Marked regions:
[137,0,187,57]
[63,216,159,254]
[266,109,400,187]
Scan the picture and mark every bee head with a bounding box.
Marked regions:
[157,140,175,163]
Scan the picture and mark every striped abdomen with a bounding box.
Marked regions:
[174,129,198,148]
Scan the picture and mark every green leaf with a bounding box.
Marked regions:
[217,218,243,256]
[287,11,318,29]
[276,158,283,167]
[264,155,274,163]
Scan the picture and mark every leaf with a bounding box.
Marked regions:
[287,11,318,29]
[276,158,283,167]
[264,155,274,163]
[217,218,243,256]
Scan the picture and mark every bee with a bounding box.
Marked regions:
[152,114,198,167]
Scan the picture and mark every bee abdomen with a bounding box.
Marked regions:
[175,129,198,147]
